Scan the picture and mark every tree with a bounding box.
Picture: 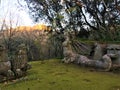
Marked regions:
[82,0,120,40]
[24,0,84,33]
[0,16,23,59]
[25,0,120,40]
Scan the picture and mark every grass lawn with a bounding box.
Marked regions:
[0,59,120,90]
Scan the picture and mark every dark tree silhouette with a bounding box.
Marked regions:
[24,0,120,40]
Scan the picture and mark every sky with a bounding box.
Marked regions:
[0,0,91,28]
[0,0,34,27]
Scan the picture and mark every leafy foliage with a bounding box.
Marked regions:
[25,0,120,41]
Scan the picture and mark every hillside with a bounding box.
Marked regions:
[0,59,120,90]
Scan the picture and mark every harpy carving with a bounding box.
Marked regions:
[62,32,120,71]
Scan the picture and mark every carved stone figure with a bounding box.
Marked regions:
[0,61,14,80]
[106,44,120,68]
[10,44,30,77]
[62,32,120,71]
[93,43,103,60]
[0,45,14,82]
[62,32,73,63]
[0,44,31,82]
[0,45,8,62]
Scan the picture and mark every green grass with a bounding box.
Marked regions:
[0,59,120,90]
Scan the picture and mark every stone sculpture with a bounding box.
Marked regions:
[0,44,31,82]
[62,32,120,71]
[106,44,120,70]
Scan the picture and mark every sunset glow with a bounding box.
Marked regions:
[16,24,51,31]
